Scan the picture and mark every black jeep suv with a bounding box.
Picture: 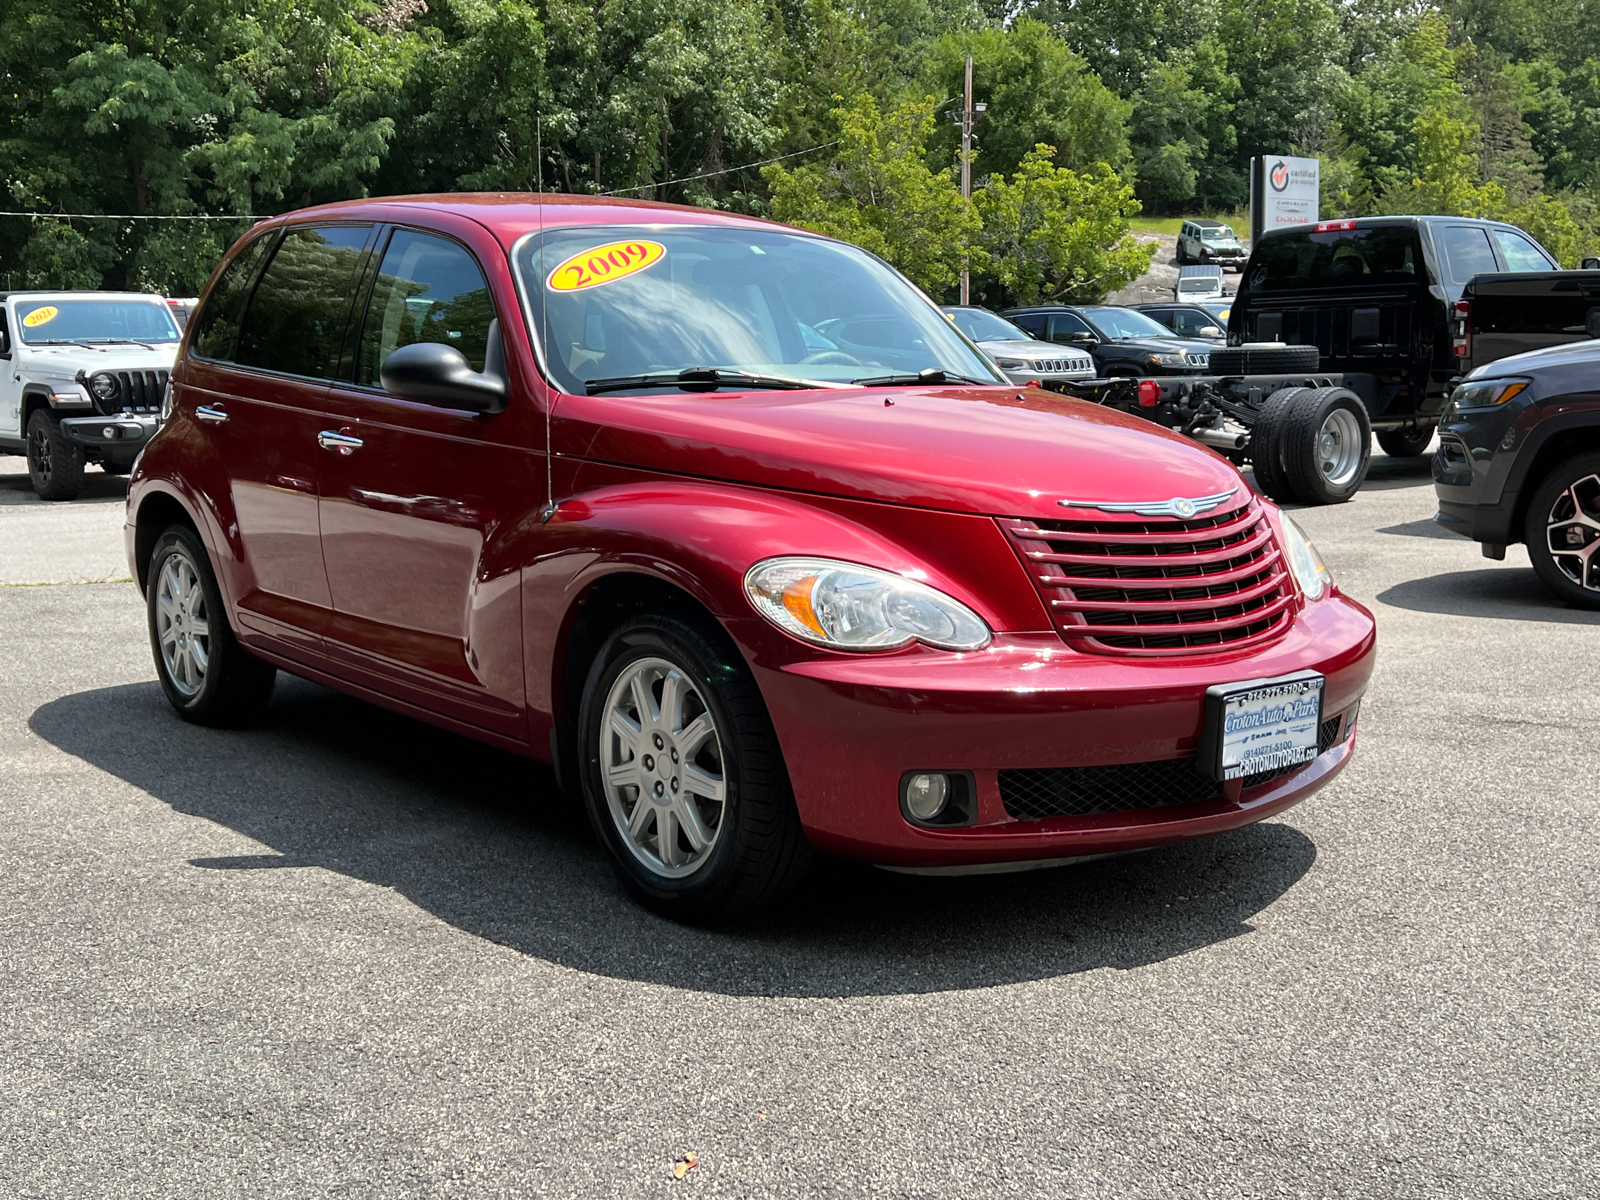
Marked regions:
[1434,340,1600,608]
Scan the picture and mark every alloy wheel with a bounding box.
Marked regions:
[600,656,726,879]
[155,549,211,696]
[1545,472,1600,591]
[27,423,51,488]
[1316,407,1364,487]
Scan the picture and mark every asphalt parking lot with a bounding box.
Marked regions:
[1,449,1595,1199]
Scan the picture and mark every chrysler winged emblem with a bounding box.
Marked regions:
[1059,487,1239,519]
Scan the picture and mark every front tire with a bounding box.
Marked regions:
[578,614,812,920]
[147,525,277,725]
[26,408,84,501]
[1376,427,1434,458]
[1247,387,1308,504]
[1525,452,1600,610]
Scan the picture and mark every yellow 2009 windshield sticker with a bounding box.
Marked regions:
[22,306,59,327]
[546,240,665,292]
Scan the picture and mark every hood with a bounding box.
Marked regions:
[976,337,1094,362]
[19,343,178,379]
[569,385,1243,523]
[1105,336,1213,354]
[1467,338,1600,379]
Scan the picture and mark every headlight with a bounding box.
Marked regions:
[993,357,1027,370]
[1279,515,1332,601]
[1149,352,1185,366]
[744,557,992,652]
[1450,377,1530,409]
[88,372,119,402]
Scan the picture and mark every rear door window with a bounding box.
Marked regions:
[355,229,496,387]
[1246,227,1422,291]
[1437,225,1500,285]
[234,225,374,379]
[191,231,277,362]
[1046,313,1092,342]
[1491,229,1555,272]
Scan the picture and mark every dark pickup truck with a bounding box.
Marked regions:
[1455,267,1600,372]
[1058,215,1564,505]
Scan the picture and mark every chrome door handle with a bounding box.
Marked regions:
[317,429,363,454]
[195,404,228,424]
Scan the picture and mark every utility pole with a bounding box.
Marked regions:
[953,55,986,306]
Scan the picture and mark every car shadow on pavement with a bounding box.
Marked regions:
[30,678,1318,998]
[0,464,129,506]
[1377,566,1600,623]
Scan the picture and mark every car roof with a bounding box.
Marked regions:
[247,192,798,251]
[1191,219,1227,228]
[0,290,169,301]
[1178,264,1223,277]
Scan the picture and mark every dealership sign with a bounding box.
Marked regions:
[1250,155,1319,242]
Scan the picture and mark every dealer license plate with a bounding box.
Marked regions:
[1199,671,1325,781]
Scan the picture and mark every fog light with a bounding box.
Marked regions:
[904,773,950,822]
[101,426,118,439]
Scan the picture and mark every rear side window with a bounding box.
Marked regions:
[1046,313,1092,341]
[234,225,373,379]
[191,232,275,361]
[1492,229,1554,272]
[1246,227,1421,291]
[356,230,495,386]
[1437,225,1499,284]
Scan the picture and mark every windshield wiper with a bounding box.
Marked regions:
[585,368,838,395]
[850,368,996,387]
[37,339,100,350]
[86,337,161,350]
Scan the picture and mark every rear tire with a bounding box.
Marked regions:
[1376,427,1434,458]
[577,613,813,920]
[26,408,84,501]
[1281,387,1371,505]
[1524,452,1600,610]
[147,525,277,726]
[1247,387,1308,504]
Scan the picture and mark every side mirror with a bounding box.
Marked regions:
[1583,258,1600,270]
[379,319,507,414]
[1199,325,1223,337]
[1068,332,1098,347]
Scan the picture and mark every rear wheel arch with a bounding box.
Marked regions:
[134,489,203,593]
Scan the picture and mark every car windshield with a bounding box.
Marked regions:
[515,225,1004,393]
[13,297,181,345]
[944,307,1030,343]
[1080,307,1178,340]
[1200,225,1235,242]
[1177,277,1220,294]
[1245,226,1423,292]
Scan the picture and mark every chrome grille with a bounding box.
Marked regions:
[1185,352,1210,368]
[999,496,1294,655]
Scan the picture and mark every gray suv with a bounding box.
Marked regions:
[1177,220,1247,271]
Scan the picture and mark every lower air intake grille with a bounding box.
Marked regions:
[997,713,1348,820]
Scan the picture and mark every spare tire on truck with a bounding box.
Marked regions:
[1210,343,1320,376]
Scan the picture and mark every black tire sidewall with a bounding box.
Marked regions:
[1524,452,1600,609]
[577,617,773,916]
[1248,386,1307,503]
[1376,428,1434,458]
[26,409,84,501]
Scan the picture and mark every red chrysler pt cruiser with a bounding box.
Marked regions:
[126,195,1376,918]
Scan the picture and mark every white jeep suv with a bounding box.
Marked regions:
[0,292,181,499]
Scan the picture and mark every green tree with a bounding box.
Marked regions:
[764,93,980,296]
[1129,36,1241,208]
[972,144,1156,304]
[919,20,1131,180]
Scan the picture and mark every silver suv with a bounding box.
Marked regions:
[0,292,180,499]
[1177,220,1247,271]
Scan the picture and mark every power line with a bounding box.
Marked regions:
[601,141,840,197]
[0,211,263,221]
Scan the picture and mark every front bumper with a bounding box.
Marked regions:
[1000,367,1096,386]
[735,592,1376,867]
[60,413,158,450]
